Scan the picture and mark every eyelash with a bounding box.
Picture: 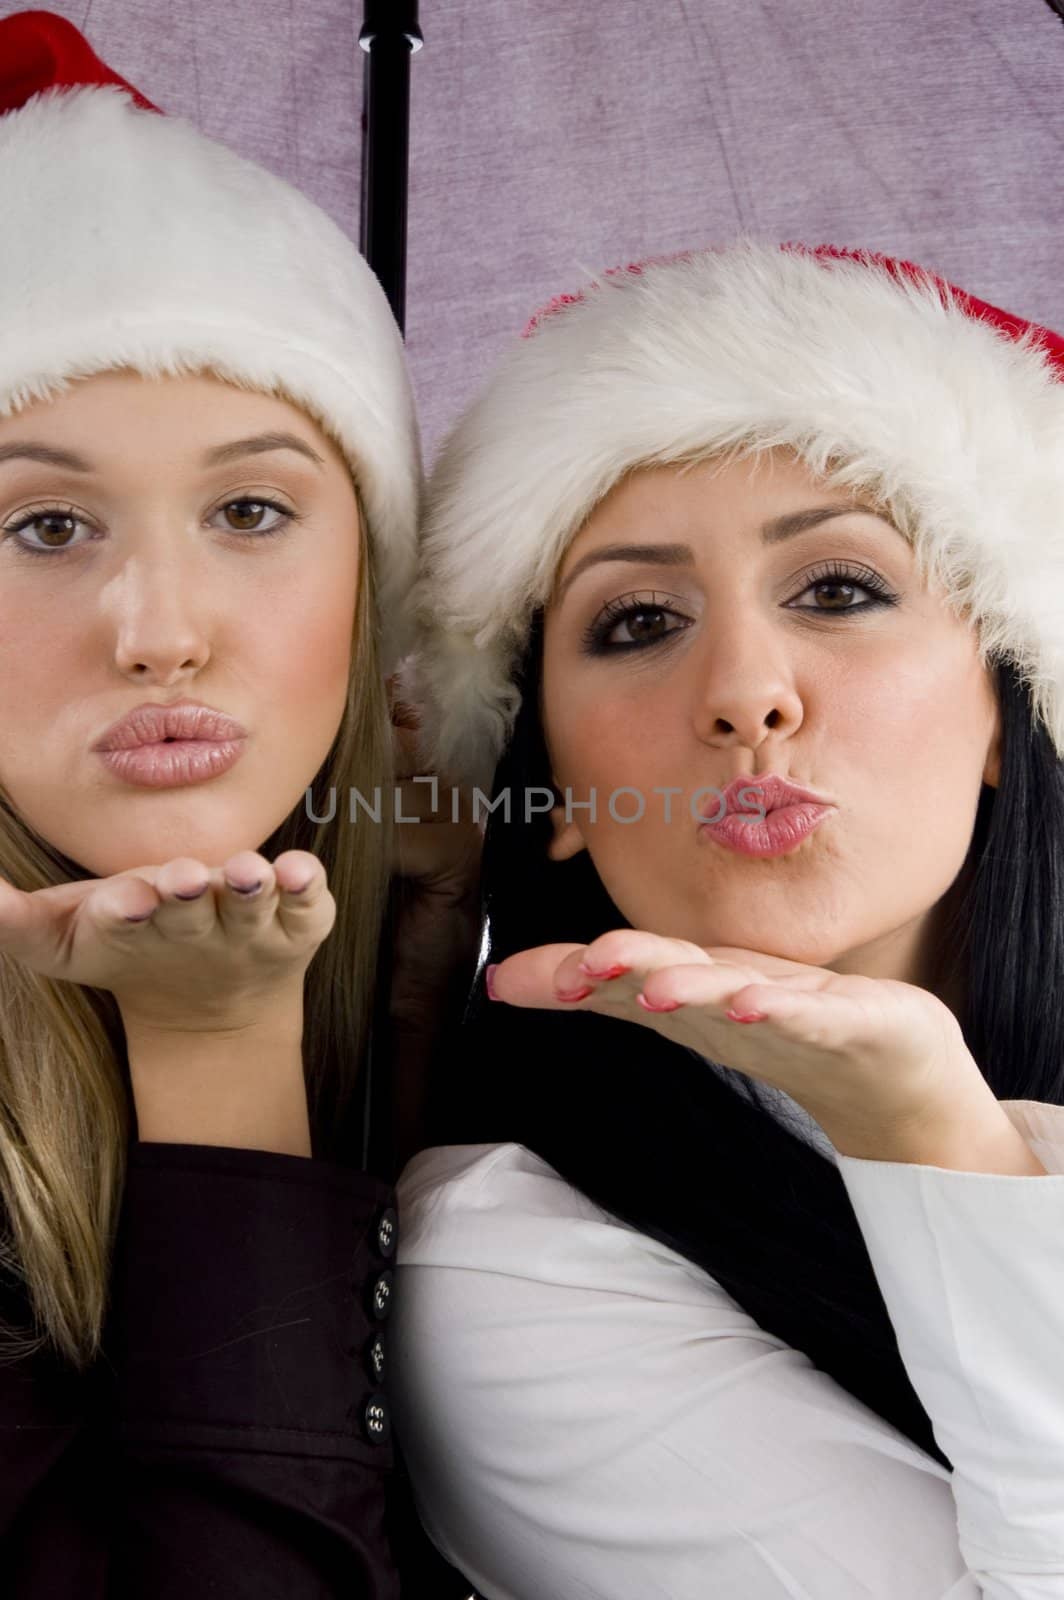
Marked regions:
[0,497,300,559]
[581,562,900,655]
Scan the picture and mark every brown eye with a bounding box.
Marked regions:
[583,591,694,655]
[31,513,79,548]
[619,606,671,642]
[812,580,857,610]
[2,508,92,557]
[222,500,280,532]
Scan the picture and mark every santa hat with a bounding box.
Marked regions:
[0,10,420,671]
[409,240,1064,793]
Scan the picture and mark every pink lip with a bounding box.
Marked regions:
[93,701,248,790]
[698,774,836,859]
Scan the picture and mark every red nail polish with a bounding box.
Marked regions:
[726,1008,767,1023]
[555,985,594,1003]
[577,961,630,980]
[485,963,499,1000]
[636,994,683,1013]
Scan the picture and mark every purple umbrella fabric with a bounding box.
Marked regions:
[2,0,1062,455]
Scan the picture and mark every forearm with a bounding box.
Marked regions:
[123,1006,311,1157]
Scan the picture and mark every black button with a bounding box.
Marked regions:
[368,1270,393,1321]
[367,1334,385,1384]
[375,1206,398,1259]
[363,1394,391,1444]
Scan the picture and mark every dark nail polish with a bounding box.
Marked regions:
[228,879,263,896]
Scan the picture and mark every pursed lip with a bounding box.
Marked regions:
[92,700,248,752]
[702,774,836,819]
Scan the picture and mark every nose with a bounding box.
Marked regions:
[689,600,804,751]
[102,545,212,684]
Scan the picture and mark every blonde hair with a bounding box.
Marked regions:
[0,495,394,1370]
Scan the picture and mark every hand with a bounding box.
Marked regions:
[389,708,482,1017]
[386,684,483,1161]
[0,849,334,1036]
[487,930,1041,1171]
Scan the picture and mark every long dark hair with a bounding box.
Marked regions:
[431,609,1064,1470]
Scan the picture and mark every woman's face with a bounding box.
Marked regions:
[0,370,361,877]
[542,448,1001,988]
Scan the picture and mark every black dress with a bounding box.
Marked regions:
[0,1140,402,1597]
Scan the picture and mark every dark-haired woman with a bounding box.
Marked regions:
[391,243,1064,1597]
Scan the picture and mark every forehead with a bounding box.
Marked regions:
[569,450,882,547]
[0,369,346,473]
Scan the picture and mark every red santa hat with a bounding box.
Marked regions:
[409,240,1064,791]
[0,10,420,671]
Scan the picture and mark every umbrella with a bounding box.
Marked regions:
[13,0,1060,461]
[359,0,422,331]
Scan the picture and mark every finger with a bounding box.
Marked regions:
[393,820,483,890]
[391,774,481,830]
[487,944,591,1006]
[273,852,336,945]
[701,945,827,980]
[217,851,278,932]
[392,775,446,823]
[86,874,161,931]
[545,928,717,1001]
[149,858,218,942]
[715,979,860,1048]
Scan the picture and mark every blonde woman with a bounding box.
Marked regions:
[0,13,425,1596]
[395,243,1064,1597]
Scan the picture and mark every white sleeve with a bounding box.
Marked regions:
[391,1131,1064,1600]
[833,1099,1064,1595]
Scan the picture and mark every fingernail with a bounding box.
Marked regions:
[555,985,594,1003]
[576,962,630,980]
[281,878,313,895]
[726,1008,767,1023]
[228,879,264,896]
[485,963,499,1000]
[636,993,683,1013]
[125,911,153,923]
[174,884,209,900]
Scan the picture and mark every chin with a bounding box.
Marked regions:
[57,809,293,880]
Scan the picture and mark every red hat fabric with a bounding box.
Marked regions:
[0,9,158,114]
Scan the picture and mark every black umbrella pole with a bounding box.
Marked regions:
[359,0,423,335]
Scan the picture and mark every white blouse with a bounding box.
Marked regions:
[391,1099,1064,1599]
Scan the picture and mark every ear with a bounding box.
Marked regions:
[546,794,588,861]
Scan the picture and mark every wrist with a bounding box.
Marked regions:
[824,1094,1048,1174]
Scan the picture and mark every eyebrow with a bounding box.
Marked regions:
[0,431,325,474]
[554,504,900,603]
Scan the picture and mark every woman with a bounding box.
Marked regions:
[392,242,1064,1597]
[0,12,426,1596]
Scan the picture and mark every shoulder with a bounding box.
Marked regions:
[396,1140,751,1315]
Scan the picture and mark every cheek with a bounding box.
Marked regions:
[0,589,77,754]
[251,552,358,714]
[545,669,673,793]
